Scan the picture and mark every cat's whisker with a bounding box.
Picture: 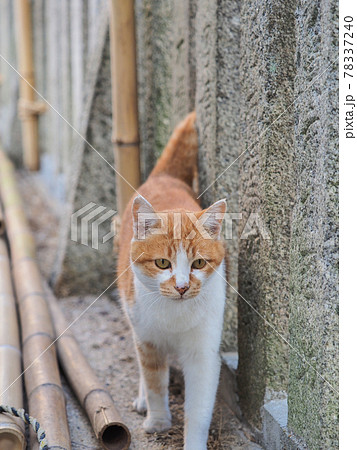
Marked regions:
[144,296,164,314]
[140,290,161,298]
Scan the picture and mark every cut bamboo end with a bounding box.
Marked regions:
[0,425,25,450]
[85,391,130,450]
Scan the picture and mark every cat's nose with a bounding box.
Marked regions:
[175,285,190,296]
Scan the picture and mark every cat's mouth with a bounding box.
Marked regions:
[161,291,197,301]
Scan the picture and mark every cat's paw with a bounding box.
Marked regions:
[133,396,147,414]
[143,416,172,433]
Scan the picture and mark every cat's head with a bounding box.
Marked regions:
[130,195,226,300]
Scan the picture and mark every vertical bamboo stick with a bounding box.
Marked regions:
[109,0,141,217]
[0,236,26,450]
[0,202,4,235]
[15,0,39,171]
[0,149,71,449]
[45,285,131,450]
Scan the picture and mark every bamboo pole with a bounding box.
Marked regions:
[0,149,71,449]
[0,202,4,235]
[45,285,131,450]
[109,0,141,217]
[0,235,26,450]
[15,0,44,171]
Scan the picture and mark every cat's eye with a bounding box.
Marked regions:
[155,258,171,269]
[192,258,206,269]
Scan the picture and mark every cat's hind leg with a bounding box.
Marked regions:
[136,341,171,433]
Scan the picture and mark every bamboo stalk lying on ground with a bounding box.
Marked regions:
[0,235,26,450]
[45,285,131,450]
[0,149,71,449]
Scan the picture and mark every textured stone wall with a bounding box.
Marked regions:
[194,0,338,445]
[235,0,297,427]
[195,0,240,351]
[135,0,196,179]
[288,0,339,447]
[52,23,117,296]
[135,0,174,179]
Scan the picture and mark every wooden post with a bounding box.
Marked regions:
[109,0,141,217]
[0,236,26,450]
[0,149,71,449]
[15,0,44,171]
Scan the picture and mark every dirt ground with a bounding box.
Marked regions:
[17,171,262,450]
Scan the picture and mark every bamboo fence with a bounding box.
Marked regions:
[109,0,141,217]
[0,149,71,449]
[0,234,26,450]
[45,285,131,450]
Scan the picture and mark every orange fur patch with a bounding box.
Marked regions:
[137,342,168,394]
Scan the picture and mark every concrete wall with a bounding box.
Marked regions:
[288,0,339,447]
[195,0,240,351]
[0,0,338,447]
[135,0,338,446]
[135,0,196,180]
[235,0,296,427]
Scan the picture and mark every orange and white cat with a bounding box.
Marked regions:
[117,112,226,450]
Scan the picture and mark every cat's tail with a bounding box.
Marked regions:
[150,111,198,188]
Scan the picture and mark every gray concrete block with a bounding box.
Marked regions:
[172,0,192,126]
[262,399,288,450]
[196,0,240,352]
[135,0,174,180]
[52,13,117,296]
[235,0,296,426]
[288,0,339,447]
[262,398,309,450]
[135,0,196,180]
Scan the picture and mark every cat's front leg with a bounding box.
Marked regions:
[136,341,171,433]
[133,371,147,414]
[182,350,221,450]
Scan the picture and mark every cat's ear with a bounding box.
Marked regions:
[132,195,160,239]
[198,199,226,238]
